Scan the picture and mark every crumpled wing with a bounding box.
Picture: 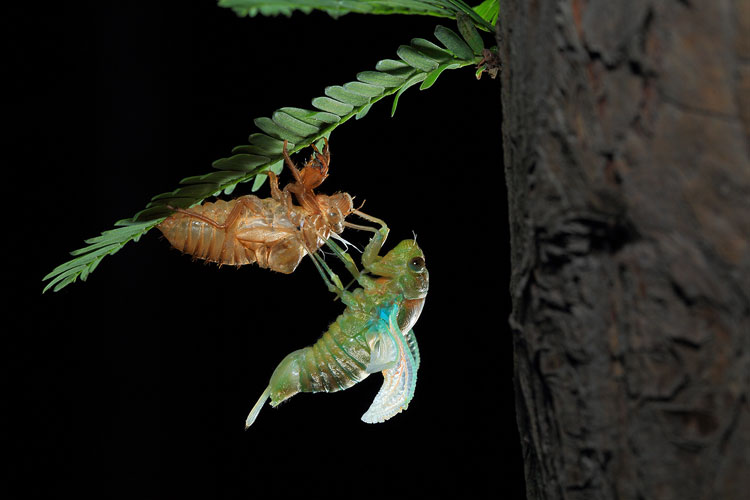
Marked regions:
[405,329,419,371]
[361,305,419,424]
[364,305,401,374]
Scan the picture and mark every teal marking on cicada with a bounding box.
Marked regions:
[245,213,428,427]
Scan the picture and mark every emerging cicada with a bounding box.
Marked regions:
[157,139,368,273]
[246,215,429,427]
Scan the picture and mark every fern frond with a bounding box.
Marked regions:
[218,0,495,30]
[43,17,490,292]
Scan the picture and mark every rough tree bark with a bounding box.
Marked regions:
[499,1,749,499]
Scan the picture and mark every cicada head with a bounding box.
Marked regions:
[370,239,429,300]
[317,192,354,234]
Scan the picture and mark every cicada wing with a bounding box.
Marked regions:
[361,306,419,424]
[364,308,400,374]
[405,330,420,371]
[235,220,307,274]
[234,217,298,245]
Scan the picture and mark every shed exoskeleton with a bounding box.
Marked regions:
[158,139,374,273]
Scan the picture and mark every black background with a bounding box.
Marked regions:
[7,2,520,498]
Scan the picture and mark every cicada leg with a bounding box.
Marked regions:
[281,139,327,219]
[306,137,330,189]
[350,210,389,271]
[170,198,251,230]
[281,140,302,183]
[269,170,298,223]
[309,251,346,298]
[319,210,390,291]
[324,239,361,282]
[267,170,285,204]
[309,240,365,308]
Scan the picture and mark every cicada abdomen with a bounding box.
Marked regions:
[157,139,357,274]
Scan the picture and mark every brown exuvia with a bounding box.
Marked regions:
[158,139,365,273]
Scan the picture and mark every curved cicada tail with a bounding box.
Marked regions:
[245,386,270,429]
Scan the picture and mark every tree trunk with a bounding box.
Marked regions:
[498,1,749,499]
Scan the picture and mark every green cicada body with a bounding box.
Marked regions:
[245,221,429,427]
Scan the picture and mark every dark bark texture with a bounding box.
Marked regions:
[499,1,749,499]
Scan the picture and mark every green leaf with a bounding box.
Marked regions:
[374,58,411,72]
[324,85,372,106]
[397,45,439,72]
[248,133,290,153]
[409,38,451,60]
[217,0,495,30]
[220,0,454,20]
[254,117,306,142]
[456,12,485,55]
[272,111,321,136]
[355,103,373,120]
[43,221,158,293]
[420,62,461,90]
[180,171,245,186]
[343,82,384,98]
[356,70,408,87]
[391,73,428,116]
[471,0,499,26]
[212,154,270,172]
[434,25,474,60]
[278,107,341,125]
[440,0,495,30]
[311,96,354,115]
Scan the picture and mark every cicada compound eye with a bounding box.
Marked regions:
[408,256,426,273]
